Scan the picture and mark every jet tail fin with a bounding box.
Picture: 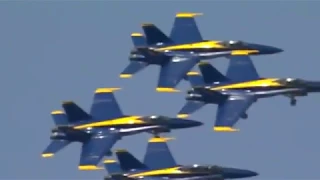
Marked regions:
[184,71,205,87]
[198,62,229,84]
[90,88,123,120]
[62,101,91,123]
[226,55,260,82]
[170,12,203,44]
[103,159,123,174]
[142,23,174,45]
[115,149,148,172]
[143,137,177,169]
[131,33,147,47]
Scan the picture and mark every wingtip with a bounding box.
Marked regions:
[176,12,203,17]
[103,159,117,164]
[41,153,54,158]
[148,137,175,142]
[115,149,128,153]
[142,23,154,27]
[177,114,189,118]
[119,74,133,78]
[156,87,180,93]
[78,165,104,171]
[51,110,64,115]
[95,88,121,93]
[187,71,200,76]
[131,32,143,37]
[213,126,239,132]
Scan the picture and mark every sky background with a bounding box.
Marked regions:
[1,1,320,179]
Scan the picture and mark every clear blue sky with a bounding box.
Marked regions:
[1,1,320,179]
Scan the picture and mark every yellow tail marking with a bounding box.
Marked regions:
[156,88,180,93]
[231,50,259,55]
[176,12,203,18]
[142,23,154,27]
[131,33,143,37]
[149,137,175,143]
[213,126,239,132]
[115,149,127,153]
[95,88,121,93]
[78,165,104,170]
[73,116,143,129]
[42,153,54,158]
[51,110,64,115]
[177,114,189,118]
[187,71,200,76]
[104,159,117,164]
[119,74,133,78]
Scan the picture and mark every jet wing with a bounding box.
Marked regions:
[170,12,203,44]
[226,55,260,83]
[79,132,121,170]
[157,56,200,92]
[214,95,256,132]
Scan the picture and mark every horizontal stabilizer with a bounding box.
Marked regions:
[90,88,123,120]
[170,12,203,44]
[51,110,68,126]
[62,101,91,123]
[104,159,123,174]
[157,56,200,92]
[79,133,120,170]
[226,55,260,82]
[120,61,148,78]
[185,71,205,87]
[177,101,205,118]
[143,137,176,169]
[198,62,229,84]
[131,33,147,47]
[41,140,70,158]
[142,23,173,46]
[115,149,148,171]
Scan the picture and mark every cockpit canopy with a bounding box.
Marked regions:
[275,78,305,86]
[142,115,171,122]
[178,164,223,174]
[218,40,247,48]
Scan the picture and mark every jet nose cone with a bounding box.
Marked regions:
[169,118,203,129]
[248,43,283,55]
[223,168,259,179]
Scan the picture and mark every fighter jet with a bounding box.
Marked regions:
[120,12,283,92]
[104,137,258,180]
[41,88,202,170]
[178,55,320,132]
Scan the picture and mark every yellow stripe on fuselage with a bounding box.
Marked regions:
[73,116,144,129]
[129,167,188,177]
[156,41,225,51]
[211,78,282,90]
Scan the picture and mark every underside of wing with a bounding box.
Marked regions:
[214,95,256,132]
[79,132,121,170]
[157,56,200,92]
[226,55,260,82]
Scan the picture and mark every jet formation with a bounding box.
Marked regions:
[40,12,316,179]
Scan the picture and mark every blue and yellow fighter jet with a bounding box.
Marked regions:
[103,137,176,178]
[178,55,320,132]
[104,137,258,180]
[120,12,283,93]
[41,88,202,170]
